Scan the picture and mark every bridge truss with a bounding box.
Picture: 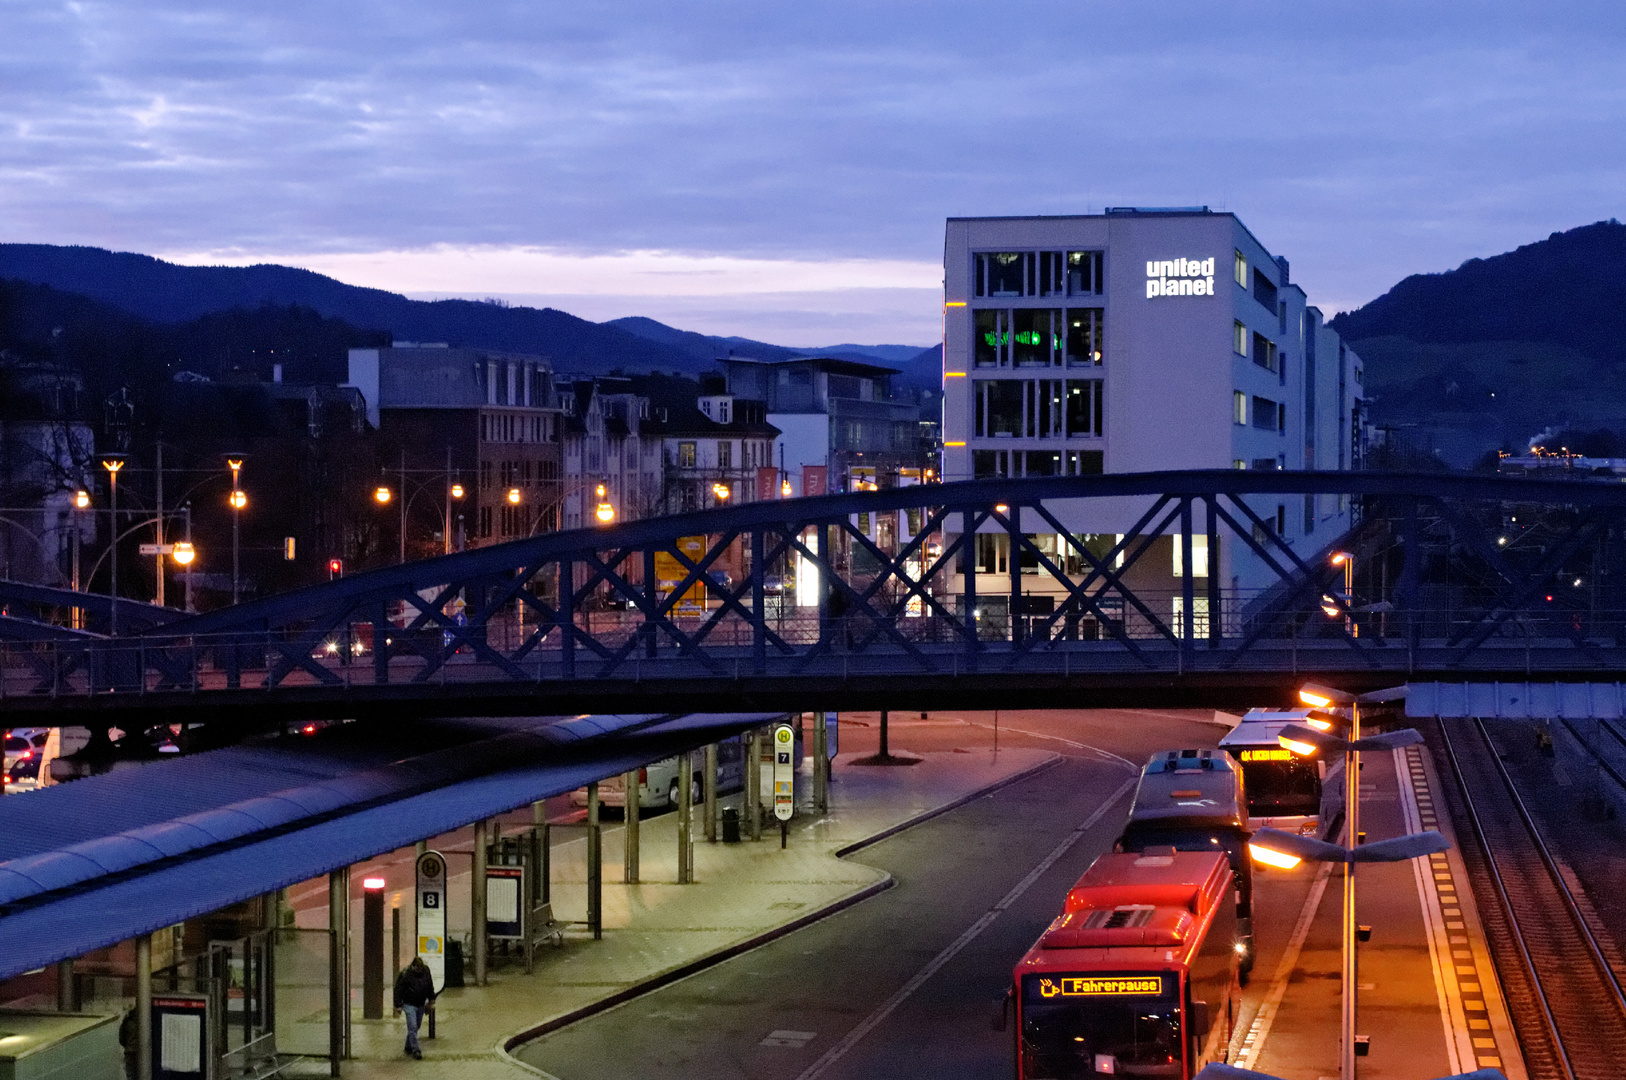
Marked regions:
[1,471,1623,721]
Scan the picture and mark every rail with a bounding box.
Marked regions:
[1435,716,1626,1080]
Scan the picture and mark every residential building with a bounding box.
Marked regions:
[347,344,563,553]
[626,374,780,515]
[557,376,663,530]
[722,356,934,496]
[941,208,1365,621]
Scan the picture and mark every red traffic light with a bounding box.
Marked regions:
[328,559,343,579]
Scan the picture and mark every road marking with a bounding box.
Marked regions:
[792,774,1139,1080]
[762,1030,817,1047]
[964,721,1140,772]
[1233,842,1336,1071]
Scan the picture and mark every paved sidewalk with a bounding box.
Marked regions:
[296,747,1053,1080]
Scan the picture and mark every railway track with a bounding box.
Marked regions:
[1434,716,1626,1080]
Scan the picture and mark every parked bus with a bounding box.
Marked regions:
[1217,711,1344,838]
[1000,850,1240,1079]
[1117,749,1253,979]
[571,736,748,810]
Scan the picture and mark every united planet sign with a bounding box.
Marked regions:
[1146,257,1216,298]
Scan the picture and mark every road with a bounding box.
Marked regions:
[517,708,1229,1080]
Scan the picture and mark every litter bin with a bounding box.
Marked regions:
[445,939,465,988]
[721,807,741,843]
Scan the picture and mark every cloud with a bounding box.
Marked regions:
[5,0,1626,336]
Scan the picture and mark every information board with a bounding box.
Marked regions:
[486,865,523,940]
[415,850,447,993]
[772,723,795,821]
[151,994,208,1080]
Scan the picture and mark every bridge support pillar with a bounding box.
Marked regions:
[622,771,640,883]
[703,744,718,842]
[745,729,762,841]
[586,783,602,939]
[677,753,694,882]
[327,867,347,1076]
[472,820,488,985]
[814,712,829,814]
[55,959,74,1011]
[135,935,152,1080]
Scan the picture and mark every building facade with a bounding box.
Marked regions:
[722,356,933,496]
[347,345,563,553]
[941,208,1365,617]
[557,377,663,530]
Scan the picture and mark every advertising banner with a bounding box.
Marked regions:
[756,466,779,501]
[802,466,827,498]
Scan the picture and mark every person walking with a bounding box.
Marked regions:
[392,956,435,1059]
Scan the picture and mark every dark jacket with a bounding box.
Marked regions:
[394,964,435,1009]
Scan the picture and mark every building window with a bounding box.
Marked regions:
[975,309,1009,367]
[976,253,1026,297]
[1233,459,1246,469]
[1252,333,1278,372]
[975,380,1024,438]
[1171,596,1210,638]
[1068,251,1104,296]
[1013,309,1062,367]
[1253,268,1278,313]
[1066,379,1103,438]
[1233,392,1247,425]
[1234,250,1248,288]
[1172,535,1209,577]
[1252,397,1279,431]
[717,440,732,468]
[678,441,696,468]
[1067,309,1104,366]
[1251,457,1279,470]
[976,251,1103,298]
[479,506,492,538]
[1066,449,1104,475]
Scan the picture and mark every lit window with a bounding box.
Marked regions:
[1233,391,1247,425]
[717,440,732,468]
[1233,321,1248,357]
[1234,250,1248,288]
[1173,535,1209,577]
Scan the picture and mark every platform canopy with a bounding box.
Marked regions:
[0,711,780,979]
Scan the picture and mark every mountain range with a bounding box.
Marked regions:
[0,243,937,384]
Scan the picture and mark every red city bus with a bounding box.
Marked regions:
[1001,850,1239,1079]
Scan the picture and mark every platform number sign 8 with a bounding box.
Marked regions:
[772,723,795,822]
[416,850,448,992]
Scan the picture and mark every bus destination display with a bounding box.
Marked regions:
[1238,748,1293,762]
[1033,975,1166,998]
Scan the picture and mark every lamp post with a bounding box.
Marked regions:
[226,457,245,605]
[1327,551,1355,637]
[1281,682,1421,1080]
[72,489,90,630]
[101,457,124,636]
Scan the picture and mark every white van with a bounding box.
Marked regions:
[572,736,748,811]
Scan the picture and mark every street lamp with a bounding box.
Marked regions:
[1273,682,1424,1080]
[374,486,392,504]
[1328,551,1355,636]
[71,489,90,629]
[228,486,247,605]
[593,483,615,525]
[447,482,466,554]
[100,456,124,635]
[712,482,731,503]
[172,541,196,566]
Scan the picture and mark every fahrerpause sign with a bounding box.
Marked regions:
[772,723,795,821]
[415,850,447,993]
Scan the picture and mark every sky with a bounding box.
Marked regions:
[4,1,1625,345]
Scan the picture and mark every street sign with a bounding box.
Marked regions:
[772,723,795,822]
[415,850,447,993]
[138,543,177,555]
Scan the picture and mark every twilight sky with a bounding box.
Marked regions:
[4,1,1624,345]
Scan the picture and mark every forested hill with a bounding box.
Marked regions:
[0,244,703,374]
[1329,219,1626,361]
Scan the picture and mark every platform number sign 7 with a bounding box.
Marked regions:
[772,723,795,822]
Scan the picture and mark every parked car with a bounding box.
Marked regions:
[4,729,48,785]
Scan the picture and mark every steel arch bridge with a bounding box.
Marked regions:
[2,470,1624,724]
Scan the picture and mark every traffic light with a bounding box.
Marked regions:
[329,558,343,580]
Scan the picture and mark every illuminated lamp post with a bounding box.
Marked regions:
[1272,683,1420,1080]
[712,481,731,505]
[100,456,124,635]
[447,482,465,554]
[228,487,247,605]
[593,483,615,525]
[72,489,90,630]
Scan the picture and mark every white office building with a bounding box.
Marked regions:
[941,208,1365,620]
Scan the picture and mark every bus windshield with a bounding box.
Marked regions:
[1020,975,1182,1078]
[1122,827,1243,865]
[1239,757,1320,816]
